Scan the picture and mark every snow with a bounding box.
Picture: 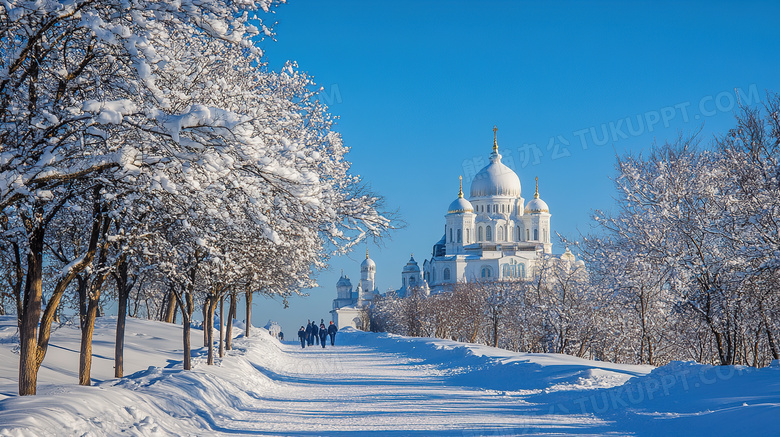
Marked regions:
[0,316,777,436]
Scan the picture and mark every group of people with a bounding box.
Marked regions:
[298,319,338,349]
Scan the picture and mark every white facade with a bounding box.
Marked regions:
[420,127,555,293]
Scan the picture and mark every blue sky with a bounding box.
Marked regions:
[252,0,780,335]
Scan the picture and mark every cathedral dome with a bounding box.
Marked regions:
[448,197,473,214]
[336,275,352,287]
[525,198,549,214]
[361,248,375,269]
[524,176,549,214]
[469,127,521,199]
[402,254,420,272]
[448,175,473,213]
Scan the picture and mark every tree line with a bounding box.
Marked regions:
[372,95,780,368]
[0,0,391,396]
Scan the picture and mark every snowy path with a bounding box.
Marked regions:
[1,318,778,436]
[212,333,621,436]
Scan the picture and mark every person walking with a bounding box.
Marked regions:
[298,326,306,348]
[279,331,284,342]
[319,323,328,348]
[327,321,338,346]
[312,318,319,345]
[305,321,313,346]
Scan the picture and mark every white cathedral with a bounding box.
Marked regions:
[332,127,579,327]
[422,126,556,292]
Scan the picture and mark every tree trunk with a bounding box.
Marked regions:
[163,286,176,323]
[202,300,208,347]
[206,294,218,365]
[226,292,236,351]
[114,257,131,378]
[245,289,253,338]
[79,291,101,386]
[219,294,225,358]
[18,223,45,396]
[78,214,111,386]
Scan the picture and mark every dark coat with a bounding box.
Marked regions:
[305,323,312,335]
[319,325,328,340]
[311,324,319,335]
[328,324,338,335]
[298,328,306,339]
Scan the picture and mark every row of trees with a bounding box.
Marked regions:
[1,0,391,396]
[372,95,780,368]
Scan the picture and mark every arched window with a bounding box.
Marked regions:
[501,259,523,278]
[486,226,493,241]
[449,228,453,243]
[410,276,416,286]
[443,268,451,281]
[526,229,530,241]
[466,228,470,243]
[478,226,483,241]
[501,204,505,213]
[516,226,520,241]
[403,277,406,287]
[481,266,492,279]
[498,226,504,241]
[457,229,462,243]
[534,228,538,240]
[543,229,547,242]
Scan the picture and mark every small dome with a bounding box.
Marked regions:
[448,197,473,214]
[402,254,420,272]
[361,248,375,269]
[525,198,549,214]
[336,275,352,288]
[524,176,549,214]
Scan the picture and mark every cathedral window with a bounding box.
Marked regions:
[486,226,492,241]
[534,228,538,240]
[449,228,453,243]
[480,266,492,279]
[443,268,451,281]
[466,228,470,243]
[478,226,483,241]
[457,229,462,243]
[410,276,416,285]
[498,227,504,241]
[403,277,406,287]
[526,229,530,241]
[543,229,547,242]
[516,226,520,242]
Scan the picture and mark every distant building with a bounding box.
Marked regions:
[330,248,379,329]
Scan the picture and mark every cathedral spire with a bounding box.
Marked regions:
[492,125,498,152]
[366,247,370,259]
[534,176,539,199]
[458,175,463,198]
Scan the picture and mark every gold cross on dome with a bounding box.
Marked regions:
[493,126,498,151]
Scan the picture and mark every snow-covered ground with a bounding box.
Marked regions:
[0,315,777,436]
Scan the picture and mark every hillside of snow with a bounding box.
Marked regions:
[0,315,778,436]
